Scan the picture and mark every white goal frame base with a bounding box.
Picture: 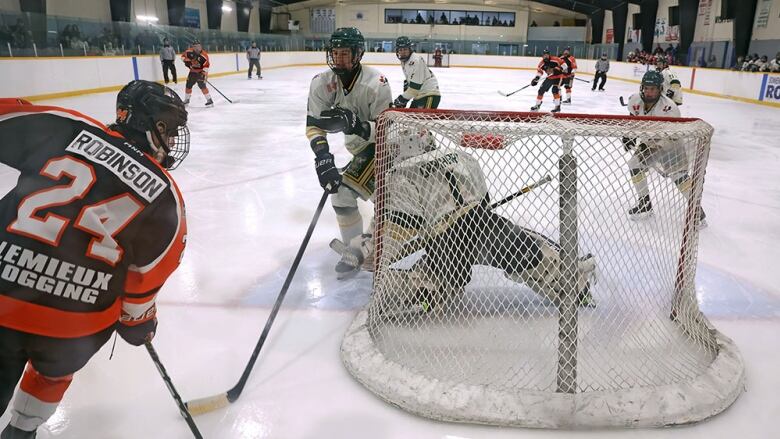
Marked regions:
[342,309,744,428]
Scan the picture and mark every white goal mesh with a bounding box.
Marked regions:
[340,109,745,428]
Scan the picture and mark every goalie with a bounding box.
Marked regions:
[375,129,596,315]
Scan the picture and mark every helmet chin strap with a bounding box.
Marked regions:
[146,120,175,168]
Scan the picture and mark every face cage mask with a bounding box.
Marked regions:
[150,122,190,170]
[327,47,363,75]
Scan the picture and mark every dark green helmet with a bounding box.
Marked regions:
[640,70,664,104]
[326,27,365,75]
[395,36,413,61]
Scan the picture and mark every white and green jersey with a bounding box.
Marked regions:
[627,93,680,117]
[401,53,440,101]
[659,67,683,105]
[306,65,392,155]
[386,149,487,232]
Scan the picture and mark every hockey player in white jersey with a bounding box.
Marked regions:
[379,129,596,314]
[392,36,441,109]
[623,71,704,224]
[306,27,392,278]
[655,56,683,106]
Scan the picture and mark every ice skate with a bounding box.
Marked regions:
[530,104,541,112]
[0,425,36,439]
[628,195,653,219]
[551,105,561,113]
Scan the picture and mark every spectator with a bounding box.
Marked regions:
[768,52,780,72]
[439,13,448,24]
[530,20,537,27]
[653,45,664,56]
[753,55,768,72]
[415,13,424,24]
[554,21,560,27]
[732,56,744,70]
[0,25,12,48]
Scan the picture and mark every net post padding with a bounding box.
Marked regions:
[342,310,744,428]
[345,109,745,428]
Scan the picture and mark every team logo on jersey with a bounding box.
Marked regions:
[632,104,641,113]
[379,75,388,84]
[663,105,672,112]
[66,130,168,203]
[116,108,129,123]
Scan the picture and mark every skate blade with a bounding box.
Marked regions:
[628,211,653,220]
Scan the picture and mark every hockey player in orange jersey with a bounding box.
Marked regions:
[181,39,213,106]
[0,80,189,438]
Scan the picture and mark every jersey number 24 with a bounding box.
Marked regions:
[8,156,144,266]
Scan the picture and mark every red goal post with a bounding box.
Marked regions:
[341,108,744,428]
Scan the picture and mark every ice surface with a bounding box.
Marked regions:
[1,64,778,438]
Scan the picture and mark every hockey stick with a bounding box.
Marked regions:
[205,79,239,104]
[145,342,204,439]
[391,174,554,262]
[185,191,329,415]
[497,83,533,97]
[489,174,553,210]
[574,77,591,84]
[619,96,628,106]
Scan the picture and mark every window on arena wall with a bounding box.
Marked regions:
[384,8,515,27]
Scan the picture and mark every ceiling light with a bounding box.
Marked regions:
[136,15,159,22]
[222,5,232,12]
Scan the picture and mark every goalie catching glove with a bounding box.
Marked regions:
[311,106,370,139]
[393,95,410,108]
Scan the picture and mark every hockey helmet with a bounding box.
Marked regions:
[115,80,189,169]
[326,27,365,75]
[640,70,664,104]
[395,36,413,61]
[655,55,668,68]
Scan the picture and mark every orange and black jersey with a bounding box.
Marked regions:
[0,102,186,338]
[537,56,566,79]
[561,55,578,77]
[182,48,210,73]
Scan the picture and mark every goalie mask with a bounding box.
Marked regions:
[390,127,436,161]
[115,80,190,170]
[326,27,365,76]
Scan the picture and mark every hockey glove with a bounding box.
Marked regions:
[117,318,157,346]
[393,95,410,108]
[313,143,341,194]
[622,137,637,152]
[531,76,540,87]
[313,107,370,139]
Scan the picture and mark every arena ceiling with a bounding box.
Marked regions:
[268,0,652,16]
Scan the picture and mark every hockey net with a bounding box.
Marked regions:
[427,52,450,68]
[340,109,745,428]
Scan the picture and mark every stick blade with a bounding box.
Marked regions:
[185,393,231,416]
[497,90,510,97]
